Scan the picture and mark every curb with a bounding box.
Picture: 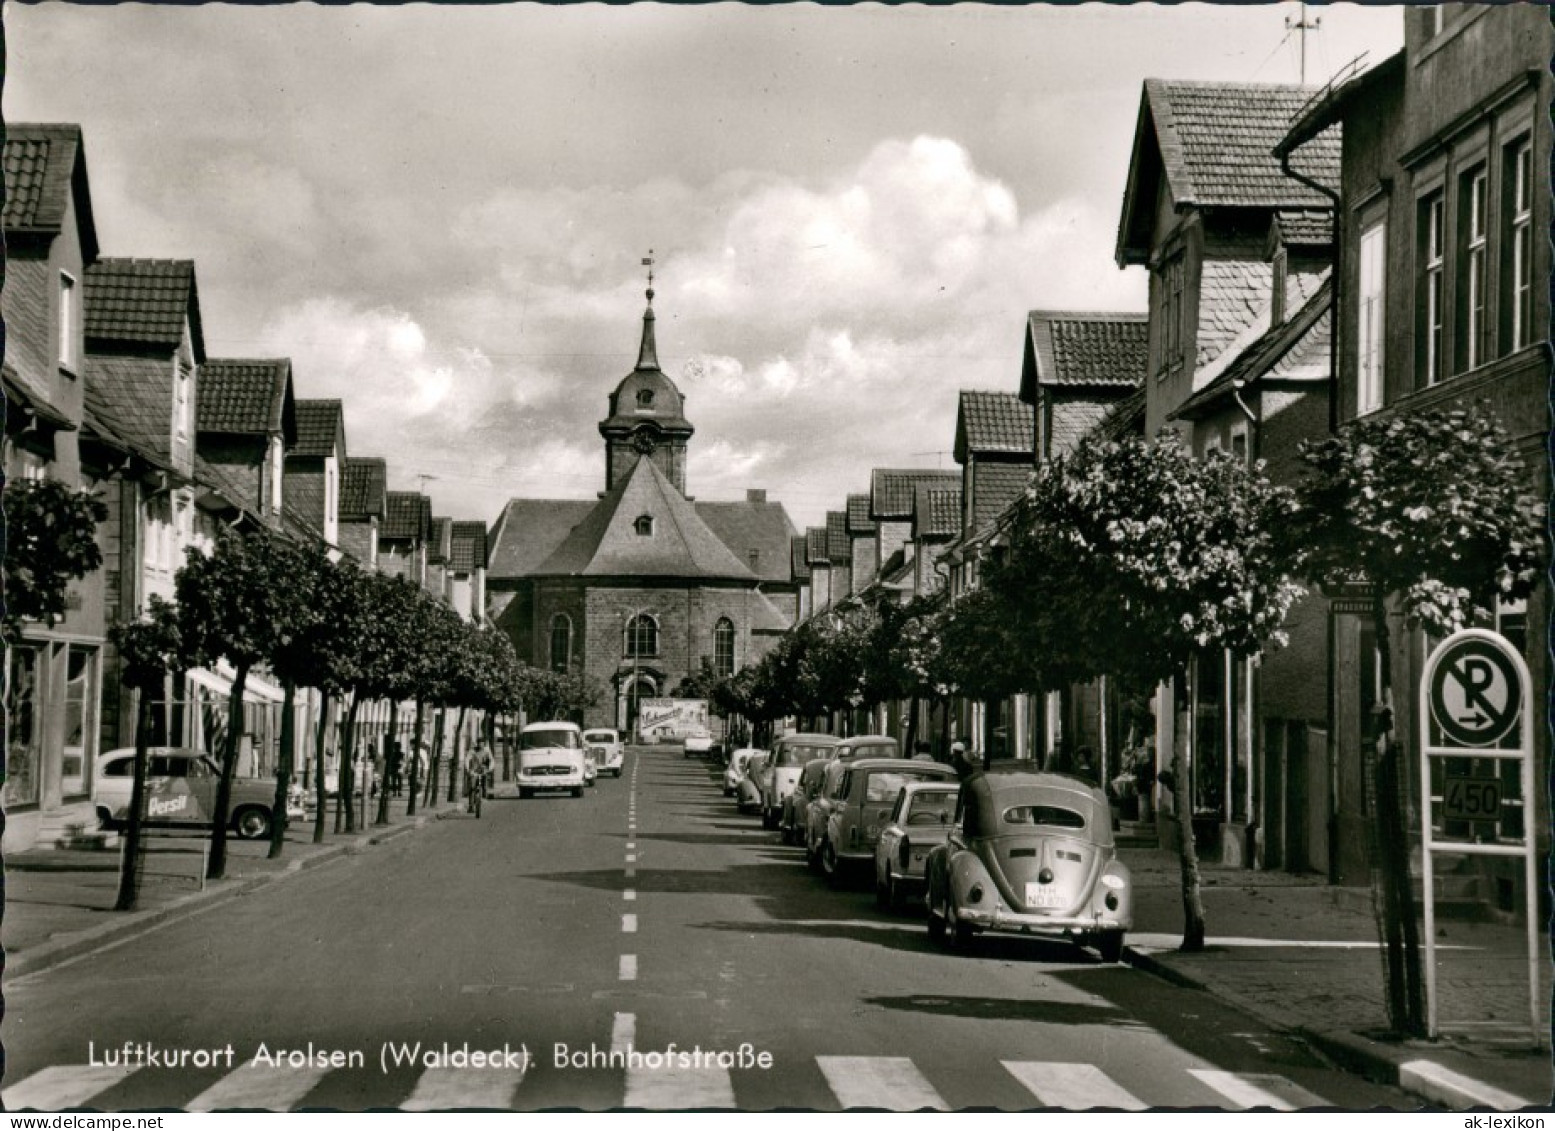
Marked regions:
[1121,944,1542,1110]
[7,809,449,980]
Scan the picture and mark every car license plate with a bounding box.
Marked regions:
[1025,883,1063,909]
[910,848,926,863]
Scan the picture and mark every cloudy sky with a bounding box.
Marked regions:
[6,3,1402,532]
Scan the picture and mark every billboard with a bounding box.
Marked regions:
[637,698,709,741]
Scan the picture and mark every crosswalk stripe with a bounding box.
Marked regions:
[624,1064,735,1109]
[3,1065,139,1110]
[401,1056,529,1111]
[816,1056,947,1111]
[1002,1061,1146,1111]
[1187,1069,1326,1111]
[186,1063,329,1111]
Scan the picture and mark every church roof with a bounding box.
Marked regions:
[601,287,692,434]
[532,456,757,580]
[695,496,798,584]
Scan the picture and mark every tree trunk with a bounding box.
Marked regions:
[426,707,446,807]
[1371,595,1425,1035]
[407,699,425,817]
[268,680,296,859]
[905,695,921,756]
[376,701,398,826]
[208,663,249,880]
[1173,668,1207,952]
[114,691,155,911]
[448,705,468,802]
[312,689,331,843]
[338,695,361,835]
[501,711,513,781]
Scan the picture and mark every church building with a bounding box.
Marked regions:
[487,276,798,732]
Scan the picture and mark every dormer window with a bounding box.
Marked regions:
[636,388,655,410]
[634,515,655,537]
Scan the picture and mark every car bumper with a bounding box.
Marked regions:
[955,904,1129,935]
[519,773,585,789]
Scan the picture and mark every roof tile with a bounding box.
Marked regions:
[846,493,875,534]
[915,486,963,539]
[198,359,291,434]
[340,457,386,520]
[291,399,343,459]
[450,520,488,573]
[826,511,849,561]
[790,535,812,580]
[870,468,960,519]
[83,259,201,356]
[958,390,1034,454]
[382,491,431,541]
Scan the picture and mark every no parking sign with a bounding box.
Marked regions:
[1417,628,1537,1041]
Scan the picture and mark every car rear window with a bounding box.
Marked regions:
[521,729,581,750]
[865,770,946,803]
[773,745,815,767]
[846,741,899,760]
[1002,805,1086,830]
[905,790,958,825]
[583,731,615,743]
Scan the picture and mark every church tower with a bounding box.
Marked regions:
[599,259,694,496]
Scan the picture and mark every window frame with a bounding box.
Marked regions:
[1503,134,1535,352]
[713,617,736,679]
[1418,188,1447,387]
[1456,162,1489,373]
[625,613,659,659]
[549,613,573,674]
[633,514,655,537]
[58,271,78,373]
[1356,216,1388,415]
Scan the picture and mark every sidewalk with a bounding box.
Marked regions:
[4,786,466,978]
[1119,843,1553,1110]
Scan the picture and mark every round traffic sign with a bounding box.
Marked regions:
[1427,635,1522,748]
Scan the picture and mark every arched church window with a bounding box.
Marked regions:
[626,613,659,659]
[550,614,572,673]
[713,618,735,679]
[634,515,655,537]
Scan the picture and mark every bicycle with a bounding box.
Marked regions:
[465,767,486,818]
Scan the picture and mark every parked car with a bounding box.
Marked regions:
[782,756,835,846]
[583,746,599,787]
[92,747,305,839]
[923,771,1132,961]
[683,728,718,759]
[803,760,853,869]
[874,780,961,911]
[723,748,763,797]
[735,752,769,814]
[516,721,588,798]
[583,728,625,777]
[818,759,957,885]
[831,735,902,762]
[761,733,839,831]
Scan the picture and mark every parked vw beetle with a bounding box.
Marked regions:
[874,780,961,911]
[924,771,1131,961]
[782,756,834,845]
[724,747,763,797]
[735,751,770,814]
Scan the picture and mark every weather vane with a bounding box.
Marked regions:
[642,249,655,298]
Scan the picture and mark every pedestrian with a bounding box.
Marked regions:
[950,739,977,778]
[386,740,403,798]
[912,740,935,763]
[1074,745,1099,785]
[1047,743,1076,776]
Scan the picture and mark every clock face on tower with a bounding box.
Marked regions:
[632,431,657,454]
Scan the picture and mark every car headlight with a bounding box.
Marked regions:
[1100,873,1126,890]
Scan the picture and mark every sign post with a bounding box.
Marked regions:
[1418,628,1538,1041]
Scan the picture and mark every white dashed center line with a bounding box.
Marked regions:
[622,914,638,933]
[619,954,637,981]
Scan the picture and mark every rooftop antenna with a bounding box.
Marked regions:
[1286,2,1321,83]
[416,473,438,494]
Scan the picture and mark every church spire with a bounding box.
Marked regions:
[636,250,659,371]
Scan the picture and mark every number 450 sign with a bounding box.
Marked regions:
[1418,628,1537,1041]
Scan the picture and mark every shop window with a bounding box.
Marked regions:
[4,645,42,807]
[61,644,97,797]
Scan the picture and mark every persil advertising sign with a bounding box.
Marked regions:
[637,699,709,741]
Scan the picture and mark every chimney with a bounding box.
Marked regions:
[746,489,767,504]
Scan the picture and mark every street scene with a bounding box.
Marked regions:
[2,1,1552,1116]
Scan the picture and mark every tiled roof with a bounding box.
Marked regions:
[193,453,259,516]
[870,468,960,520]
[82,355,177,464]
[487,499,595,580]
[1277,52,1405,160]
[914,486,962,539]
[533,457,756,581]
[1092,385,1147,442]
[956,390,1034,459]
[340,457,387,521]
[283,475,325,535]
[877,547,915,590]
[1148,81,1338,207]
[1272,209,1334,248]
[2,124,99,260]
[83,259,202,358]
[450,520,489,573]
[428,517,453,563]
[846,493,875,534]
[281,496,327,547]
[1118,82,1338,265]
[1173,277,1333,421]
[695,496,798,585]
[291,399,344,459]
[826,511,849,561]
[382,491,431,541]
[805,527,830,566]
[790,535,812,580]
[749,590,794,634]
[970,463,1031,530]
[1020,312,1149,406]
[198,359,293,436]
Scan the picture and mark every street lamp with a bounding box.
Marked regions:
[622,606,652,743]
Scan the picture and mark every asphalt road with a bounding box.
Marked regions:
[4,745,1412,1111]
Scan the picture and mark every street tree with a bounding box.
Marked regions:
[3,478,108,635]
[990,432,1303,951]
[175,529,293,879]
[106,596,184,911]
[1292,403,1542,1036]
[300,559,367,843]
